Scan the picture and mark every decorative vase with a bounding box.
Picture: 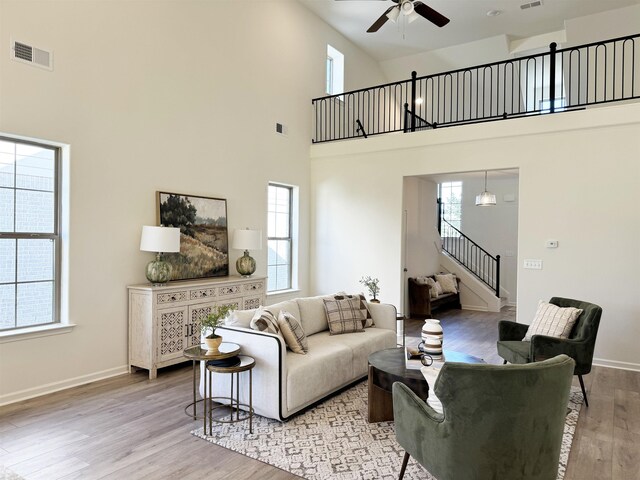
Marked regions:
[204,336,222,353]
[421,319,443,357]
[236,250,256,276]
[145,253,172,285]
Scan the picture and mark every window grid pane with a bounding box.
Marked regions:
[0,136,59,332]
[267,183,292,292]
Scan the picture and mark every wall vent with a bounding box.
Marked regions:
[11,39,53,71]
[520,1,543,10]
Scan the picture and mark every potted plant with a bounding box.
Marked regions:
[201,304,235,352]
[359,275,380,303]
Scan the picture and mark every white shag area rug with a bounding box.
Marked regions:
[192,382,582,480]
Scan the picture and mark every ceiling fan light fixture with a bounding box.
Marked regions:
[401,0,415,16]
[386,6,400,22]
[486,9,503,17]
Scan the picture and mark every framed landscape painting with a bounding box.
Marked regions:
[157,192,229,280]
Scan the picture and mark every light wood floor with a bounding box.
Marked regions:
[0,308,638,479]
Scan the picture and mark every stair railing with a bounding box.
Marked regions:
[437,200,500,297]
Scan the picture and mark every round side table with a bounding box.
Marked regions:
[206,355,255,434]
[183,343,240,434]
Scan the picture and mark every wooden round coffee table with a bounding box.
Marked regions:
[367,347,484,423]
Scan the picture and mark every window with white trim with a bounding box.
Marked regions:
[326,44,344,96]
[267,183,296,292]
[439,181,462,233]
[0,137,60,331]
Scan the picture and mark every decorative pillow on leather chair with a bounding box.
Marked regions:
[524,300,583,341]
[277,310,308,354]
[323,297,365,335]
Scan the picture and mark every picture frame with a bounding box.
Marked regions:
[157,191,229,281]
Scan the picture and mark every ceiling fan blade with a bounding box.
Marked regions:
[367,6,396,33]
[413,1,450,27]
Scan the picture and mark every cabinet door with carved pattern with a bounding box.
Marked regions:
[187,302,217,348]
[157,306,189,363]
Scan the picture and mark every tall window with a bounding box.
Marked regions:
[439,181,462,232]
[0,137,60,331]
[267,183,293,292]
[326,44,344,96]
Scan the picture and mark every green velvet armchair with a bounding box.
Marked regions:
[393,355,575,480]
[497,297,602,406]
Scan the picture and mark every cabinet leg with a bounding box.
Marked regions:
[149,367,157,380]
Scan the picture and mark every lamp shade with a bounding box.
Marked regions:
[140,226,181,253]
[475,191,497,206]
[232,229,262,251]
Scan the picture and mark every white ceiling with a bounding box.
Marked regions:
[420,168,519,184]
[300,0,640,61]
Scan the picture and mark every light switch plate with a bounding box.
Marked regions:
[524,259,543,269]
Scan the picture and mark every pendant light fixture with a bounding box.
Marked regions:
[475,171,497,206]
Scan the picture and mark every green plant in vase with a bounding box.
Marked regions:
[201,304,235,352]
[359,275,380,303]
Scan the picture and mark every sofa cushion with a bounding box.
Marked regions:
[277,310,308,354]
[435,273,457,294]
[323,297,365,335]
[296,295,333,335]
[265,300,301,323]
[286,335,353,410]
[324,328,397,378]
[524,301,583,341]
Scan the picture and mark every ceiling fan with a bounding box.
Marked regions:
[337,0,450,33]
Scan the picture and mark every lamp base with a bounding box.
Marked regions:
[146,255,172,285]
[236,250,256,277]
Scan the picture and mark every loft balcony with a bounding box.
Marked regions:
[312,33,640,144]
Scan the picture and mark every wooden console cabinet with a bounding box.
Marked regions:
[128,276,265,379]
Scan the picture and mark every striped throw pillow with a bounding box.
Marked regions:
[524,301,583,341]
[250,307,281,336]
[277,310,308,354]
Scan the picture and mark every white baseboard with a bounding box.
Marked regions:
[592,358,640,372]
[461,304,488,312]
[0,365,129,407]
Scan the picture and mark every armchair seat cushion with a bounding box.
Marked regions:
[497,340,531,364]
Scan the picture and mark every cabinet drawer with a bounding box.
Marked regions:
[156,290,188,305]
[218,285,242,298]
[190,288,216,300]
[243,281,265,294]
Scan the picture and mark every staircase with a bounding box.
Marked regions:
[437,200,505,312]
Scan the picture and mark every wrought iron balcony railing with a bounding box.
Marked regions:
[312,33,639,143]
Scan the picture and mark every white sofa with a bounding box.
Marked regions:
[199,295,398,420]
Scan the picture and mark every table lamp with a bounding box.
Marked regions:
[140,225,181,285]
[232,228,262,276]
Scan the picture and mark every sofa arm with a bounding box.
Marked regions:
[368,302,397,332]
[498,320,528,341]
[199,325,288,421]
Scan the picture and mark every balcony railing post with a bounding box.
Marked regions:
[549,42,557,113]
[437,198,442,234]
[410,71,417,132]
[403,103,409,133]
[495,254,501,297]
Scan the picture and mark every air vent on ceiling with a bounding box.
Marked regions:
[11,39,53,71]
[521,1,543,10]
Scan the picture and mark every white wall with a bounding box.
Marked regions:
[564,4,640,47]
[310,102,640,370]
[459,174,519,304]
[0,0,387,404]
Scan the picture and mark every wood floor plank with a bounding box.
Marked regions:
[0,307,637,479]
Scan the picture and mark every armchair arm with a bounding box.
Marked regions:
[498,320,528,341]
[530,334,583,363]
[393,382,446,472]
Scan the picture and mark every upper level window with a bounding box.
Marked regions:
[0,137,60,331]
[326,44,344,96]
[267,183,297,292]
[439,181,462,233]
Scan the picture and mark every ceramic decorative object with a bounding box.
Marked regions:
[204,336,222,353]
[421,319,444,357]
